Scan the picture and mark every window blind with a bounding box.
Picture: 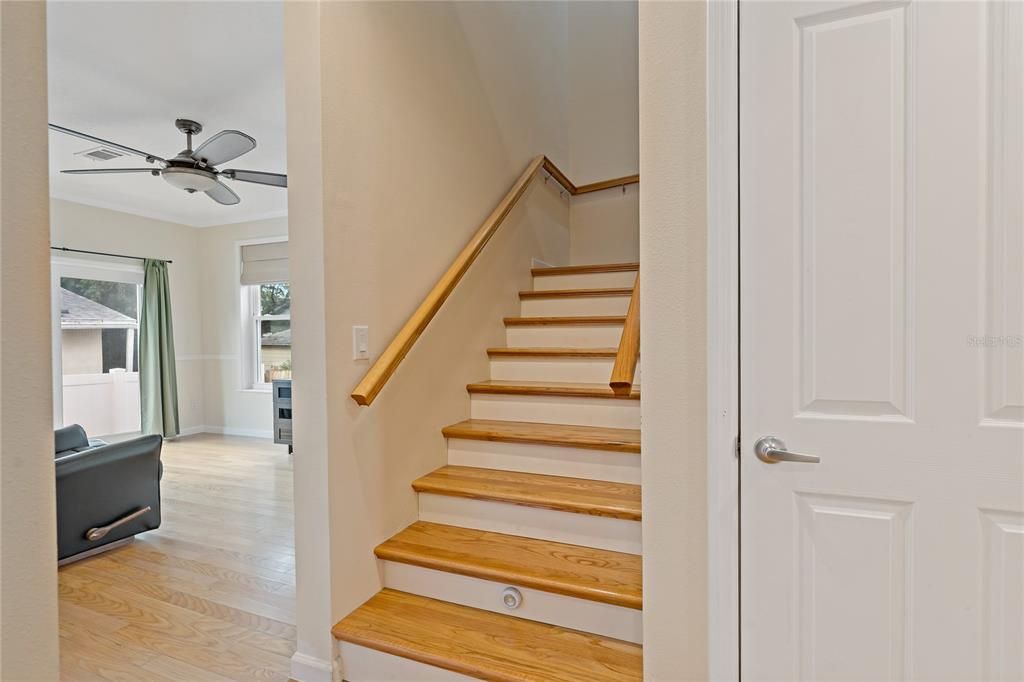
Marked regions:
[240,241,289,285]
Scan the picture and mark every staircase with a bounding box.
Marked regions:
[334,262,642,681]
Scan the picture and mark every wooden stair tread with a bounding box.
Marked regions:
[519,287,633,299]
[412,466,641,520]
[505,315,625,326]
[376,521,642,609]
[442,419,640,453]
[333,589,643,682]
[532,262,639,277]
[487,346,618,358]
[468,380,640,400]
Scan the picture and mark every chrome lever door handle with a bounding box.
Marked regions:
[754,436,820,464]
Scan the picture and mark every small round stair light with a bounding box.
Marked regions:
[501,587,523,610]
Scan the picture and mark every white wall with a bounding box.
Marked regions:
[567,1,640,265]
[639,1,708,679]
[0,1,61,677]
[285,2,571,676]
[50,199,207,434]
[198,217,288,438]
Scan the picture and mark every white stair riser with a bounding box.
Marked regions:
[520,295,630,317]
[471,393,641,428]
[506,324,624,347]
[532,271,637,291]
[381,561,642,644]
[446,439,640,484]
[417,493,641,554]
[339,642,476,681]
[490,356,641,384]
[490,357,610,383]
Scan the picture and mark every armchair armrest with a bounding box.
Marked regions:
[55,434,163,560]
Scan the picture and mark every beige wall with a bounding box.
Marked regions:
[50,199,206,432]
[283,3,334,674]
[60,329,102,375]
[639,1,708,679]
[0,1,61,677]
[568,1,639,265]
[285,1,571,675]
[197,217,288,438]
[569,186,640,265]
[568,1,639,184]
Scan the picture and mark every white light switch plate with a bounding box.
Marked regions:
[353,325,369,360]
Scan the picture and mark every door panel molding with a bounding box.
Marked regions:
[983,0,1024,427]
[796,1,916,422]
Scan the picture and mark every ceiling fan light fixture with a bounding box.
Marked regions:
[161,167,219,193]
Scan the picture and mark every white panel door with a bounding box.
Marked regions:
[740,2,1024,680]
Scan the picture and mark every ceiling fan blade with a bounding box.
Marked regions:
[49,123,166,164]
[61,168,159,175]
[205,179,241,206]
[192,130,256,167]
[221,169,287,188]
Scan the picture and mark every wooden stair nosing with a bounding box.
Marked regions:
[531,262,640,277]
[375,521,642,609]
[442,419,640,453]
[487,347,618,358]
[519,287,633,299]
[504,315,626,326]
[412,465,642,520]
[467,380,640,400]
[332,589,643,682]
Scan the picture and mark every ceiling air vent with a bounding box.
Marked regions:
[74,146,125,162]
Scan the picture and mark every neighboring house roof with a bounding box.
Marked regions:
[261,328,291,346]
[60,288,137,329]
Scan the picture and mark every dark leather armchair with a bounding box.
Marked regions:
[55,425,163,562]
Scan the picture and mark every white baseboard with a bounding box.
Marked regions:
[176,425,274,440]
[290,651,337,682]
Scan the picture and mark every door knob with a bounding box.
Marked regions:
[753,436,820,464]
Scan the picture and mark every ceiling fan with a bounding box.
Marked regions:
[50,118,287,206]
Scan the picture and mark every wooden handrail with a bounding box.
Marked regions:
[542,157,639,196]
[609,276,640,396]
[351,155,639,406]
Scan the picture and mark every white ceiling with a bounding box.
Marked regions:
[47,1,287,228]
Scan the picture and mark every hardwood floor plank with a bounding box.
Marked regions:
[518,287,633,299]
[442,418,641,453]
[58,433,295,681]
[333,589,642,682]
[467,379,641,400]
[531,262,639,277]
[412,465,642,520]
[376,522,642,608]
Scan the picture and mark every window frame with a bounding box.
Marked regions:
[243,283,291,391]
[237,237,290,392]
[51,256,144,427]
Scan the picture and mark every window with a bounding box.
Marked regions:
[52,260,144,436]
[250,282,291,386]
[239,239,290,390]
[59,276,141,374]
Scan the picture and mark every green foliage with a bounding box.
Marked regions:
[61,277,138,318]
[260,283,290,315]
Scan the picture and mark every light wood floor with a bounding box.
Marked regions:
[58,434,296,681]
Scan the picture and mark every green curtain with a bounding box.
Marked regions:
[140,259,180,437]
